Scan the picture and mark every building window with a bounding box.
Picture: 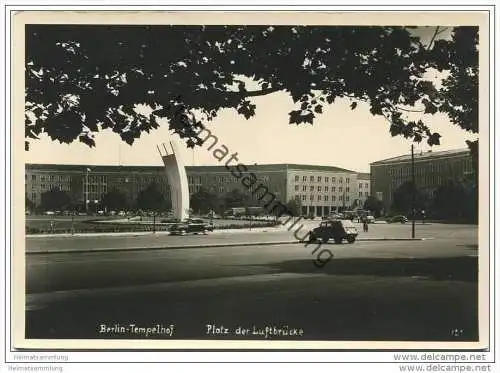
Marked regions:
[317,186,322,192]
[294,185,299,191]
[332,187,336,192]
[31,175,36,181]
[332,195,336,201]
[339,178,343,183]
[332,177,336,183]
[346,196,350,201]
[302,195,306,201]
[295,175,299,182]
[359,192,363,197]
[365,183,369,188]
[365,192,369,196]
[302,186,307,191]
[325,186,329,192]
[317,176,322,182]
[346,187,350,192]
[318,195,322,201]
[302,176,307,182]
[324,195,329,201]
[310,195,314,201]
[359,183,363,189]
[346,178,350,183]
[310,176,314,182]
[339,187,343,192]
[325,177,329,182]
[310,186,314,192]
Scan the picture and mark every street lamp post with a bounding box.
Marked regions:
[411,145,416,239]
[85,168,90,213]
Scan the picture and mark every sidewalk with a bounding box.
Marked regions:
[26,225,289,239]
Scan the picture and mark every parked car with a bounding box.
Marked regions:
[365,215,375,223]
[387,215,409,224]
[308,219,358,244]
[186,218,205,224]
[169,221,214,236]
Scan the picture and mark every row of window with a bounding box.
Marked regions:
[387,160,472,177]
[209,176,271,184]
[84,185,108,194]
[27,174,71,182]
[359,183,369,189]
[359,192,369,197]
[36,184,71,192]
[294,175,350,183]
[188,176,202,184]
[296,194,350,202]
[294,185,351,193]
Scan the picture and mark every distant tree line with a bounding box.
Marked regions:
[390,176,478,223]
[27,182,172,213]
[190,188,303,216]
[26,183,305,217]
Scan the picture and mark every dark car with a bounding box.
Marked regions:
[186,218,205,224]
[308,219,358,244]
[387,215,408,224]
[169,221,214,235]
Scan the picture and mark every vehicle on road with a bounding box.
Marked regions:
[223,206,265,218]
[340,210,357,221]
[365,215,375,223]
[387,215,409,224]
[169,221,214,235]
[308,219,358,244]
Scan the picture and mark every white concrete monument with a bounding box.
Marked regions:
[157,141,190,221]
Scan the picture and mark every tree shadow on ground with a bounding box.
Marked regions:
[258,256,478,282]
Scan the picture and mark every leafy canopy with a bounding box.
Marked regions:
[25,25,478,150]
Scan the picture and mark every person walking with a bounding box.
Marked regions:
[363,218,369,233]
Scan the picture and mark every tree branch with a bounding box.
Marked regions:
[395,106,425,113]
[427,26,441,50]
[240,86,283,97]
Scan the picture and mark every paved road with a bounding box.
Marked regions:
[25,222,477,253]
[26,231,478,341]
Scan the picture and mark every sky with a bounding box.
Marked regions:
[24,26,477,173]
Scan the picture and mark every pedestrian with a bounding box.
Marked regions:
[363,219,368,233]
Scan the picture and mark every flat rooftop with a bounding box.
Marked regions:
[371,148,470,165]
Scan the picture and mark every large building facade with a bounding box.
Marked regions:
[357,173,371,208]
[25,163,371,216]
[370,148,474,212]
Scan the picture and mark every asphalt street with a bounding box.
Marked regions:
[25,224,479,341]
[25,222,477,253]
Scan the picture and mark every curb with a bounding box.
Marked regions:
[26,227,286,238]
[26,240,298,255]
[26,237,433,255]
